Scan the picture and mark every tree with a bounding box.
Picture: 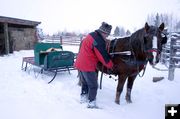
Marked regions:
[114,26,120,36]
[126,30,131,36]
[154,13,160,27]
[36,28,45,41]
[119,27,125,37]
[147,14,154,25]
[175,21,180,31]
[147,13,180,32]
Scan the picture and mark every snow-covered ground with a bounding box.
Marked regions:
[0,45,180,119]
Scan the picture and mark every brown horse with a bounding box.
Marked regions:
[97,23,167,104]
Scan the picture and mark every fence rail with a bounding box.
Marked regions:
[42,36,82,45]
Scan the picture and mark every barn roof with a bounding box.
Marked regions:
[0,16,41,26]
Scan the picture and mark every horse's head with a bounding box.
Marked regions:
[143,22,167,66]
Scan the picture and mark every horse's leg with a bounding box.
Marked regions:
[125,75,136,103]
[115,75,127,104]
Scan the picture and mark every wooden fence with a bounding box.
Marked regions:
[42,36,82,45]
[160,32,180,80]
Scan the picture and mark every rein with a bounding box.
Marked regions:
[138,64,147,77]
[152,66,168,71]
[129,35,148,78]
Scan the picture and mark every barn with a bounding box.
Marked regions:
[0,16,41,55]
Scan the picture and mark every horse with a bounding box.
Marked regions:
[97,22,167,104]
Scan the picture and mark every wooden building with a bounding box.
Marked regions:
[0,16,41,55]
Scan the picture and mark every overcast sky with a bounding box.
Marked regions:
[1,0,180,34]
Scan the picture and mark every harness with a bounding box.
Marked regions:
[106,38,147,77]
[99,26,167,89]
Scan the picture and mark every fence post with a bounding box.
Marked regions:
[160,45,166,64]
[60,36,63,45]
[168,36,176,81]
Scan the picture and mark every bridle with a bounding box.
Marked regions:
[146,48,161,60]
[146,48,160,54]
[143,28,166,62]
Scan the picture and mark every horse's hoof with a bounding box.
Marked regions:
[115,100,120,105]
[126,100,132,103]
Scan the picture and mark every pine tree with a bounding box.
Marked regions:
[114,26,120,36]
[126,30,131,36]
[154,13,160,27]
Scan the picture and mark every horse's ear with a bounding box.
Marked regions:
[145,22,150,32]
[159,23,165,31]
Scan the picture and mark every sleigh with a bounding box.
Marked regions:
[21,42,76,83]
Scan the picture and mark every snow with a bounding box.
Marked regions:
[0,45,180,119]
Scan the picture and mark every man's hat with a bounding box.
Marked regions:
[98,22,112,35]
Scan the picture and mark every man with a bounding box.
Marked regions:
[74,22,113,108]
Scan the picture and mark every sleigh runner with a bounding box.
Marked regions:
[21,43,76,83]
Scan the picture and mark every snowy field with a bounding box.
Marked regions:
[0,45,180,119]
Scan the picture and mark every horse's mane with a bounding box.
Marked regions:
[111,27,145,53]
[129,28,145,52]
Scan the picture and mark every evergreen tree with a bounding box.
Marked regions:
[119,27,125,37]
[126,30,131,36]
[114,26,120,36]
[175,21,180,31]
[147,13,180,32]
[154,13,160,27]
